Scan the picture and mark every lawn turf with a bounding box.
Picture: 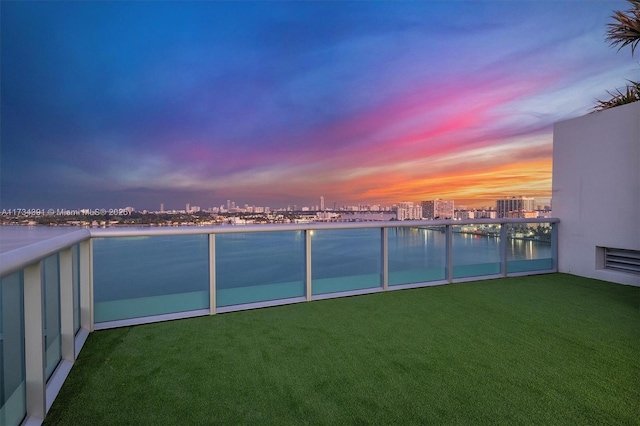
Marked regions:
[44,273,640,425]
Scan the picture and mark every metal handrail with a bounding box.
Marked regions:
[0,229,90,278]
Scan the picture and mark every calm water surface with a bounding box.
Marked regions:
[92,227,552,301]
[1,224,551,298]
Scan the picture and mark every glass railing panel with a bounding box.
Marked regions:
[72,244,80,334]
[43,254,61,381]
[389,226,446,285]
[93,235,209,323]
[216,231,304,307]
[452,225,502,278]
[506,223,553,273]
[311,228,381,295]
[0,271,26,426]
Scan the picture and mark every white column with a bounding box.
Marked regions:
[305,230,312,301]
[79,239,93,332]
[381,227,389,290]
[500,224,508,276]
[24,262,46,421]
[59,248,75,361]
[551,222,559,272]
[446,225,453,283]
[209,234,216,315]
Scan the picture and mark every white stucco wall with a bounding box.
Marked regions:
[552,101,640,286]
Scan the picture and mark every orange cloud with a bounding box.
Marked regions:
[354,157,552,207]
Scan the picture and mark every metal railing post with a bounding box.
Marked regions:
[305,230,312,301]
[500,223,508,277]
[551,222,559,272]
[209,234,216,315]
[381,227,389,290]
[24,262,46,421]
[446,225,453,283]
[79,239,94,332]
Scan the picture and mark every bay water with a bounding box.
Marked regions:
[92,227,552,305]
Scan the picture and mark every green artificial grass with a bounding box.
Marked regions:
[44,274,639,425]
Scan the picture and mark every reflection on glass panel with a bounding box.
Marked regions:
[0,272,26,426]
[389,227,446,285]
[93,235,209,323]
[312,228,381,295]
[43,254,61,381]
[452,224,502,278]
[216,232,305,307]
[72,244,80,334]
[506,223,553,273]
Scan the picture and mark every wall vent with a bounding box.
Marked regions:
[604,248,640,275]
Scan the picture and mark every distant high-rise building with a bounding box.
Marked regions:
[320,196,325,211]
[160,203,164,213]
[421,199,454,220]
[397,202,422,220]
[186,203,190,213]
[454,209,474,220]
[496,197,535,218]
[473,209,497,219]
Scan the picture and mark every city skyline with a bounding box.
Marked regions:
[161,195,551,213]
[2,1,637,210]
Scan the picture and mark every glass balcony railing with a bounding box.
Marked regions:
[0,271,25,426]
[93,235,210,323]
[505,223,555,273]
[0,218,558,425]
[311,228,382,296]
[216,231,305,307]
[42,254,62,381]
[388,226,447,285]
[452,224,502,278]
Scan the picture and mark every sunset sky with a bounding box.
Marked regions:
[2,0,638,210]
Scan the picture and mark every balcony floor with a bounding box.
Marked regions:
[44,273,639,425]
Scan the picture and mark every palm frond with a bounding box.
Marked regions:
[605,0,640,55]
[592,80,640,112]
